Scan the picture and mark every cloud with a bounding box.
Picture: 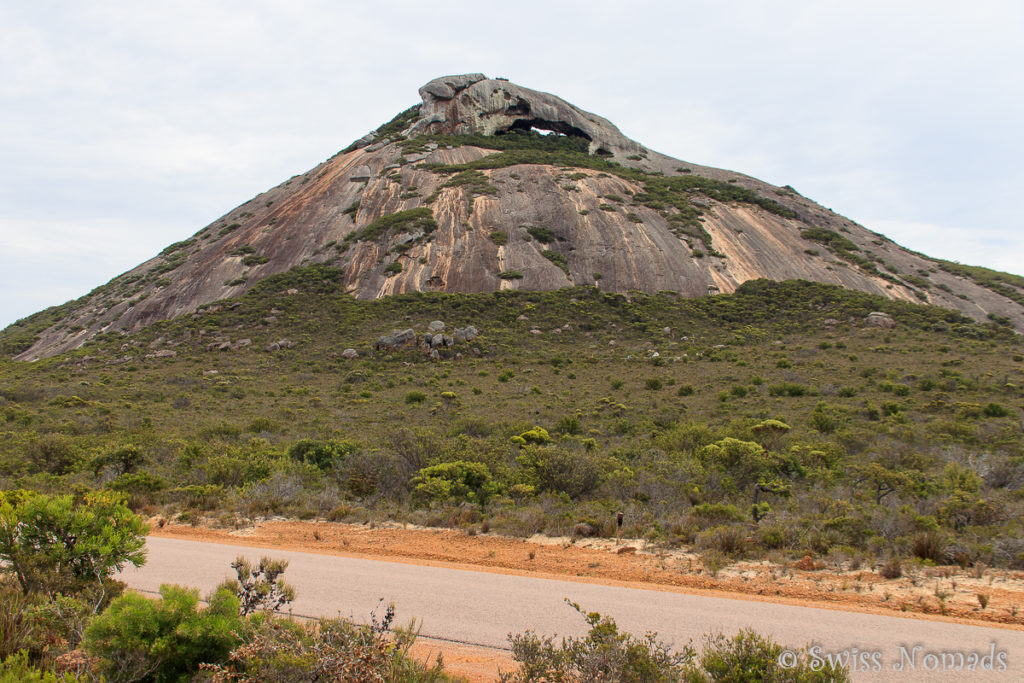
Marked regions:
[865,218,1024,275]
[0,217,173,325]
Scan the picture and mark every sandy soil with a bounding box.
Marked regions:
[148,517,1024,682]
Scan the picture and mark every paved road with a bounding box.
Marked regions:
[120,537,1024,681]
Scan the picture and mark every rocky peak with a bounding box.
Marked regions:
[408,73,643,160]
[5,73,1024,361]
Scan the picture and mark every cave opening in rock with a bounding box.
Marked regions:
[502,117,592,142]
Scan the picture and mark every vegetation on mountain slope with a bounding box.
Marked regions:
[1,270,1022,581]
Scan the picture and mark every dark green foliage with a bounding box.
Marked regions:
[768,382,808,397]
[355,208,437,242]
[499,270,524,280]
[490,230,509,245]
[242,254,270,267]
[936,260,1024,307]
[287,439,356,470]
[801,227,859,253]
[83,584,243,682]
[983,402,1009,417]
[0,490,148,599]
[541,250,569,274]
[799,227,891,278]
[384,261,404,276]
[526,226,556,243]
[160,239,195,257]
[439,169,496,197]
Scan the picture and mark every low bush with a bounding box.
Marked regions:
[500,602,848,682]
[84,584,243,682]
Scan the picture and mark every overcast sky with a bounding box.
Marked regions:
[2,1,1022,328]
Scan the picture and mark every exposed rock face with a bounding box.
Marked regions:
[8,73,1024,360]
[410,74,643,160]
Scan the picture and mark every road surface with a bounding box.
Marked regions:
[119,537,1024,681]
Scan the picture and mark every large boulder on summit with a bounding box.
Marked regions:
[411,74,644,160]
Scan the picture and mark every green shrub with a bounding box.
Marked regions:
[501,601,694,682]
[410,461,498,505]
[356,208,437,242]
[689,629,849,682]
[983,402,1009,417]
[384,261,403,275]
[677,385,695,397]
[0,490,148,599]
[439,169,496,197]
[768,382,807,397]
[499,270,524,280]
[515,446,601,499]
[541,250,569,274]
[84,584,243,682]
[405,391,427,405]
[526,226,555,243]
[645,377,663,391]
[555,414,581,435]
[0,652,77,682]
[287,439,356,470]
[246,416,281,434]
[490,231,509,245]
[511,426,551,446]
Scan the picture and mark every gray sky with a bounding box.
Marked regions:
[2,1,1022,329]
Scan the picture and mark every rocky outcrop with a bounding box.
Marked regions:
[865,312,896,329]
[7,73,1024,360]
[410,74,643,160]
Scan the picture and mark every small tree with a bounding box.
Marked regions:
[0,490,147,608]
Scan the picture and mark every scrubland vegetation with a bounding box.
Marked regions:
[1,269,1021,581]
